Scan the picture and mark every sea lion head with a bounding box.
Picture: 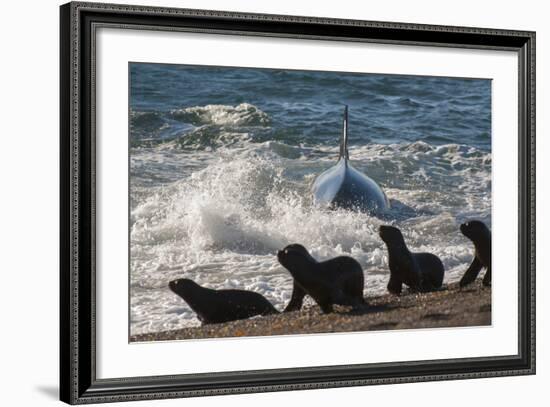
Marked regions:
[460,220,489,241]
[277,243,316,271]
[379,225,405,246]
[168,278,200,300]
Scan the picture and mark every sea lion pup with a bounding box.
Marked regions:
[277,244,365,314]
[379,225,444,295]
[168,278,279,325]
[459,220,491,287]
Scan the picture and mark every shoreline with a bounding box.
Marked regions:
[131,282,491,342]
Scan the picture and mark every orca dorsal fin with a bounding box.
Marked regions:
[339,105,349,162]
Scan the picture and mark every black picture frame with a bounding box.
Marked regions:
[60,1,536,404]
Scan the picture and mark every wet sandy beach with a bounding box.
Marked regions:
[131,282,491,342]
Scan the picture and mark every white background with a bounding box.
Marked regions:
[97,29,518,378]
[0,0,546,406]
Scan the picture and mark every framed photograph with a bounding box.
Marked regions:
[60,1,535,404]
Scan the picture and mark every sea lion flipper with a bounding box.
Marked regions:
[283,281,307,312]
[459,256,483,287]
[387,276,402,295]
[319,302,334,314]
[420,279,434,292]
[482,266,491,287]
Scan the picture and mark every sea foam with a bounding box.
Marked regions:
[130,140,490,335]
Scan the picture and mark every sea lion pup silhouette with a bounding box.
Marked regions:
[168,278,279,325]
[459,220,491,287]
[277,244,365,314]
[379,225,445,295]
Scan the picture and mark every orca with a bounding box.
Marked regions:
[312,105,389,213]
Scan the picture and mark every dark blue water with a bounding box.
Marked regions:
[130,63,490,151]
[129,63,492,334]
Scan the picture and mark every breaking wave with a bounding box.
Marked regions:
[130,140,491,334]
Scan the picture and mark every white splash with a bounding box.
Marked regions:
[130,141,491,335]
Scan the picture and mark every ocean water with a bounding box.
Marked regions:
[129,63,491,336]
